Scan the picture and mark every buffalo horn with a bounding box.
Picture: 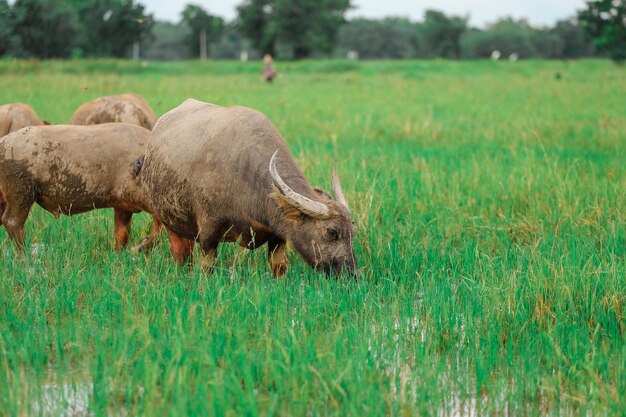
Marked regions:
[270,151,330,219]
[332,164,350,212]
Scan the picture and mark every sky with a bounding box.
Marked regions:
[143,0,587,28]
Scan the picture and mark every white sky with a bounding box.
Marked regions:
[144,0,586,27]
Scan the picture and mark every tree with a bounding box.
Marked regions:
[337,18,420,59]
[461,17,596,59]
[236,0,277,56]
[578,0,626,62]
[9,0,79,58]
[0,0,11,55]
[181,4,224,59]
[68,0,153,58]
[237,0,351,59]
[460,18,536,59]
[210,23,249,60]
[530,28,564,59]
[460,29,496,58]
[276,0,351,59]
[143,21,192,61]
[420,10,468,58]
[552,18,593,59]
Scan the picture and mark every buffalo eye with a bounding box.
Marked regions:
[327,228,339,240]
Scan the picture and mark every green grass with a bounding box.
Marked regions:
[0,59,625,416]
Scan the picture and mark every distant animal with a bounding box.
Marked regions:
[0,123,161,251]
[138,98,357,276]
[0,103,47,137]
[263,54,277,83]
[70,94,157,130]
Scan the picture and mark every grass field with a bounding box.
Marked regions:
[0,59,625,416]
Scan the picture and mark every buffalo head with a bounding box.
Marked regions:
[270,151,358,276]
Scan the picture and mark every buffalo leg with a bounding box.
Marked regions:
[167,228,194,266]
[200,242,218,272]
[1,203,31,247]
[113,209,133,252]
[268,238,288,277]
[130,216,163,253]
[0,189,6,221]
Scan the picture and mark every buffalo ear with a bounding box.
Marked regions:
[313,187,332,200]
[271,191,304,222]
[131,155,145,177]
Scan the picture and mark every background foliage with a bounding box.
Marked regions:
[0,0,619,60]
[181,4,224,58]
[578,0,626,62]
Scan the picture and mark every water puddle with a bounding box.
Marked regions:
[26,365,144,417]
[32,382,93,417]
[30,242,50,257]
[29,380,146,417]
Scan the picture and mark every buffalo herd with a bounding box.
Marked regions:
[0,95,357,276]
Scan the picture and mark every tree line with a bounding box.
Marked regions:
[0,0,623,61]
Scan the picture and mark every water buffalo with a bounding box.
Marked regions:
[0,123,160,251]
[0,103,47,137]
[69,93,162,248]
[70,94,157,130]
[138,98,357,276]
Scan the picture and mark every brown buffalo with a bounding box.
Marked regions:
[0,103,47,137]
[70,94,157,130]
[0,123,160,251]
[138,99,357,276]
[69,93,162,248]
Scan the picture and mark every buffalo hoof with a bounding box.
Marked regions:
[271,263,287,278]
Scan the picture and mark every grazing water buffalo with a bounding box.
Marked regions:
[69,94,162,248]
[0,103,47,137]
[0,123,160,251]
[138,98,357,276]
[70,94,157,130]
